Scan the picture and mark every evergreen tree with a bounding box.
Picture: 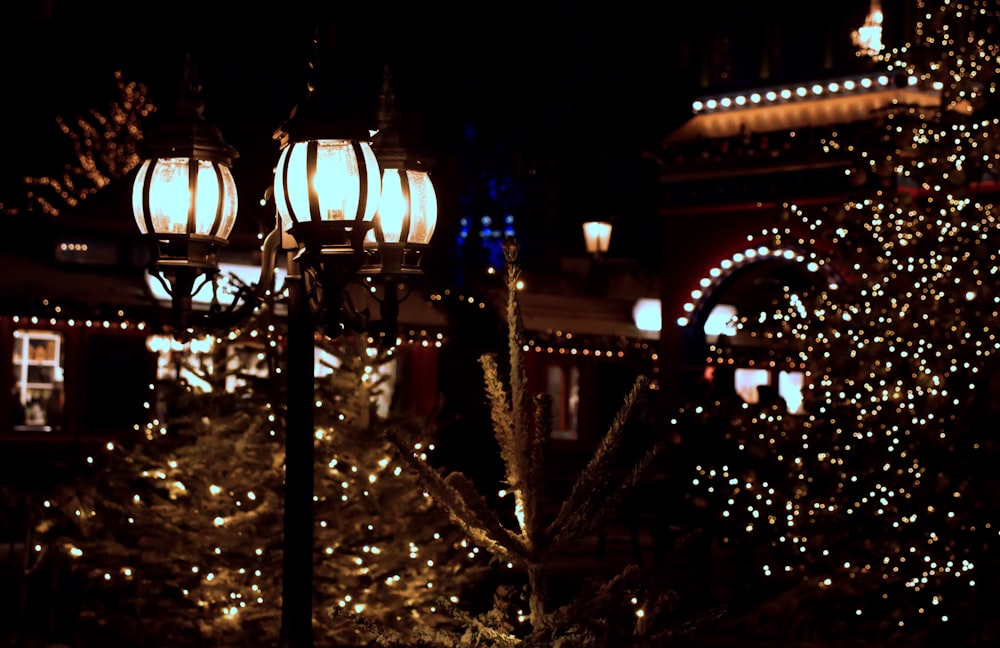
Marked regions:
[0,64,485,645]
[37,297,486,646]
[372,239,692,647]
[684,1,1000,643]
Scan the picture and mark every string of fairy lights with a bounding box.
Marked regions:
[430,285,660,366]
[37,308,485,634]
[1,276,459,632]
[690,215,998,628]
[676,228,838,329]
[18,275,651,635]
[685,0,1000,634]
[8,250,657,635]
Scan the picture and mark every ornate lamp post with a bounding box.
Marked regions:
[131,50,436,648]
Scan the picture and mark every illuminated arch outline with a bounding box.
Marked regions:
[676,229,842,330]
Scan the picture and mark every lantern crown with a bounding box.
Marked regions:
[273,30,374,149]
[363,64,438,279]
[144,53,238,167]
[373,65,432,169]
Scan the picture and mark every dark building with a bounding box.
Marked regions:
[643,0,954,410]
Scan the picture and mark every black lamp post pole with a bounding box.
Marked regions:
[280,253,315,648]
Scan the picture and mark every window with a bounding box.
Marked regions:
[734,367,770,404]
[546,363,580,441]
[704,303,738,342]
[733,366,806,415]
[778,370,806,415]
[12,330,64,431]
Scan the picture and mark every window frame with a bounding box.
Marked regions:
[11,328,65,433]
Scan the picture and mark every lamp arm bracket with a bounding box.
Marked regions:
[192,273,213,297]
[354,276,414,306]
[150,271,174,298]
[324,288,371,338]
[191,221,283,331]
[363,279,406,348]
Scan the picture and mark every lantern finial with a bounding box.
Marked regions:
[366,64,438,269]
[144,52,238,166]
[273,28,372,148]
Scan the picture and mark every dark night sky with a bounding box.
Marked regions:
[0,1,694,266]
[0,1,890,269]
[0,3,683,180]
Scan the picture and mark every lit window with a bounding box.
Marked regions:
[632,298,662,333]
[145,262,287,307]
[734,368,770,404]
[704,303,738,342]
[12,330,65,432]
[779,370,807,415]
[546,363,579,441]
[731,367,806,415]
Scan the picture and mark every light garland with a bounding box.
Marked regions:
[677,226,837,328]
[36,296,488,643]
[690,73,919,116]
[683,2,1000,637]
[8,313,148,330]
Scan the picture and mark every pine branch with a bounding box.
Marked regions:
[526,393,552,547]
[436,595,522,648]
[555,437,668,550]
[384,429,527,562]
[332,605,461,647]
[502,238,531,477]
[480,353,519,491]
[546,375,652,547]
[497,237,545,548]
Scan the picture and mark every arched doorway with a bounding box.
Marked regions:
[674,235,841,412]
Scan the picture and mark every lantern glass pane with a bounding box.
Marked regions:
[274,145,299,231]
[201,161,238,238]
[405,169,437,245]
[377,169,406,243]
[132,160,153,234]
[359,142,380,222]
[131,158,237,237]
[275,140,380,231]
[314,141,358,222]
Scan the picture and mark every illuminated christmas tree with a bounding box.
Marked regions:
[37,297,485,646]
[685,1,1000,643]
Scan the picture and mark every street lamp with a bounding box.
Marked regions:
[131,51,436,648]
[582,220,612,295]
[582,220,612,259]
